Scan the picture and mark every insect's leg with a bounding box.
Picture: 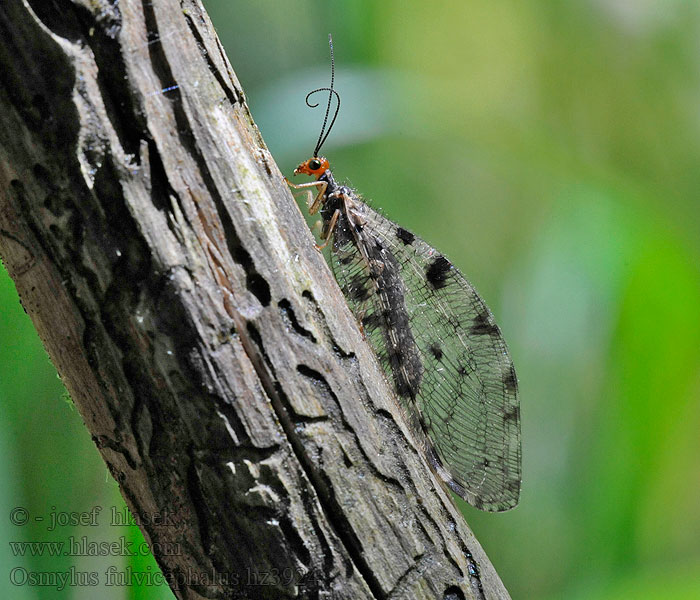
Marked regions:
[315,208,340,251]
[285,180,315,207]
[307,181,328,214]
[356,309,368,340]
[286,179,327,214]
[286,178,321,196]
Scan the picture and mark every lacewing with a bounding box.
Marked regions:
[289,35,521,511]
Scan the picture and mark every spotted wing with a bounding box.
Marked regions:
[329,197,520,511]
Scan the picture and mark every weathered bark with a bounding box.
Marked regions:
[0,1,512,599]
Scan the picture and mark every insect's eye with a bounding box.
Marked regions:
[308,158,322,170]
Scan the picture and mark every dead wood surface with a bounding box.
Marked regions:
[0,1,513,599]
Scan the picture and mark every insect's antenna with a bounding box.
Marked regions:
[307,34,341,158]
[306,88,340,157]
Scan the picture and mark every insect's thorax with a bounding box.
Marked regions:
[318,169,356,242]
[318,169,340,216]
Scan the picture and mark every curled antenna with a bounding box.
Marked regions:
[306,34,340,158]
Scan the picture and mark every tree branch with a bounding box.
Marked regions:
[0,1,512,598]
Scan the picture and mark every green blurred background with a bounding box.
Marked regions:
[2,1,699,598]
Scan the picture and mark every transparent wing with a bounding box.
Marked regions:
[329,198,521,511]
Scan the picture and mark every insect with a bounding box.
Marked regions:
[288,35,521,511]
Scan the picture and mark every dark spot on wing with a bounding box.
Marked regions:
[396,375,419,399]
[504,405,520,423]
[429,343,444,361]
[395,227,415,245]
[426,255,451,289]
[349,283,371,302]
[457,364,470,376]
[387,344,420,399]
[386,345,401,363]
[503,366,517,392]
[361,312,382,331]
[345,273,372,302]
[470,311,499,336]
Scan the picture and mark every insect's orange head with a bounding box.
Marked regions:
[294,156,329,179]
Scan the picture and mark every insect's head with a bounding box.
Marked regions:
[294,156,330,179]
